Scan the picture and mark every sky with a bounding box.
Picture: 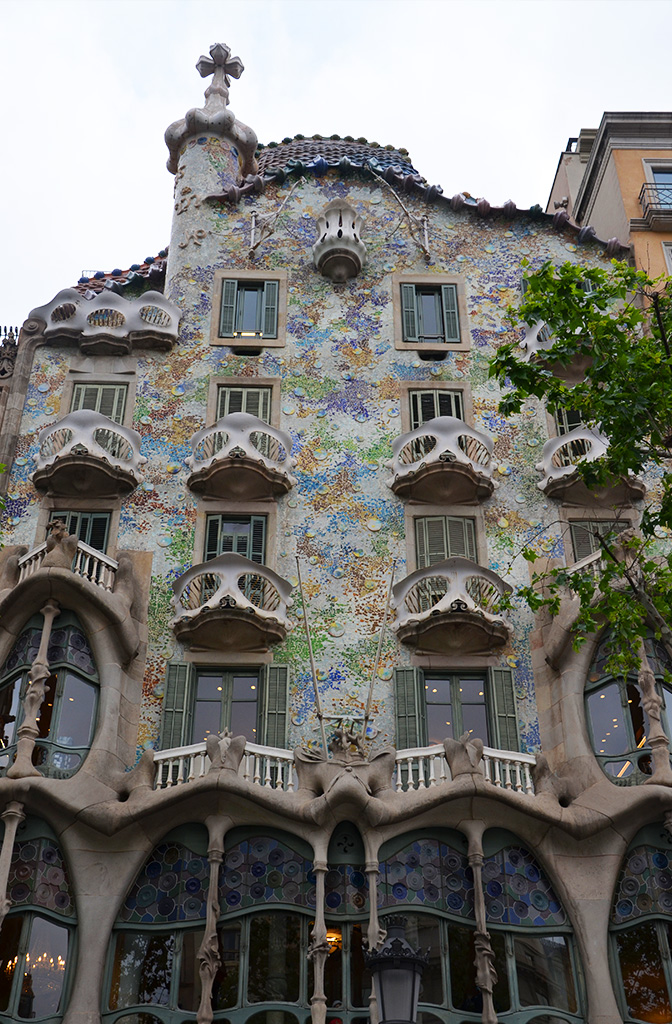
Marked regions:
[2,0,672,328]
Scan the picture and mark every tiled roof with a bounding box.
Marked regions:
[256,135,419,177]
[73,250,168,296]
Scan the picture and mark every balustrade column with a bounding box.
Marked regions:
[0,801,25,926]
[197,815,228,1024]
[462,822,498,1024]
[308,860,328,1024]
[8,599,60,779]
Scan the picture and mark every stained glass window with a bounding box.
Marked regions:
[219,835,314,911]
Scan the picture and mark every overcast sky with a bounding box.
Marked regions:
[2,0,672,328]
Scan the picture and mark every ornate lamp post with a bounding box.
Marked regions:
[365,917,428,1024]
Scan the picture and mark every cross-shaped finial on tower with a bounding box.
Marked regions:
[196,43,244,108]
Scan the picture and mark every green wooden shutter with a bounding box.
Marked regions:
[447,517,476,560]
[205,516,222,561]
[401,284,419,342]
[87,513,111,552]
[394,668,426,749]
[160,663,193,749]
[260,665,288,748]
[441,284,460,343]
[262,281,279,338]
[489,668,519,751]
[250,516,266,563]
[438,390,463,419]
[219,280,238,337]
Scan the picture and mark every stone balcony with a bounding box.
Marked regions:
[386,416,494,503]
[520,323,591,384]
[536,427,645,506]
[17,539,118,591]
[185,412,296,499]
[32,409,147,498]
[171,552,294,651]
[391,557,512,655]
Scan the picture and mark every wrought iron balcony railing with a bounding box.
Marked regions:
[32,409,146,497]
[386,416,494,502]
[186,412,296,498]
[639,182,672,228]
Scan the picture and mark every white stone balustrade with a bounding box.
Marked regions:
[386,415,494,502]
[17,540,119,591]
[186,412,296,498]
[32,409,147,496]
[171,552,294,650]
[153,738,535,795]
[392,557,512,654]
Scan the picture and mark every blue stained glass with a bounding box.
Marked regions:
[613,843,672,923]
[7,838,75,918]
[482,847,566,927]
[121,842,209,923]
[219,836,314,910]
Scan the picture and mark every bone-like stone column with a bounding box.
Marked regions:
[197,815,228,1024]
[638,639,672,785]
[461,821,498,1024]
[8,599,60,778]
[364,838,384,1024]
[0,801,25,926]
[308,859,329,1024]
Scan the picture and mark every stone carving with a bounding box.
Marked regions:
[205,729,246,771]
[41,520,78,569]
[0,803,25,928]
[473,928,499,1024]
[186,412,297,499]
[0,331,18,380]
[386,415,494,503]
[531,753,578,806]
[294,744,397,814]
[312,200,367,281]
[444,732,484,778]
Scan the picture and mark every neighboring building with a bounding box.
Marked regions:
[0,43,670,1024]
[547,112,672,276]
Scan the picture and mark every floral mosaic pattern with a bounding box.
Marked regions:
[220,836,314,911]
[613,844,672,923]
[324,865,369,915]
[482,846,566,927]
[8,838,75,917]
[122,841,209,923]
[379,839,474,918]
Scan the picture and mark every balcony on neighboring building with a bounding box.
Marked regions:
[386,416,494,503]
[391,557,512,655]
[536,427,645,505]
[171,552,294,651]
[639,182,672,230]
[186,412,296,499]
[32,409,147,498]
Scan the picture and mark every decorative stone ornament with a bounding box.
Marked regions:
[312,200,366,282]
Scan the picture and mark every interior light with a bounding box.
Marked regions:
[250,685,256,690]
[217,686,222,692]
[68,697,74,702]
[479,691,484,696]
[599,694,606,699]
[432,688,437,693]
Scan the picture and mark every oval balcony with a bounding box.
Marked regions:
[391,557,512,655]
[536,427,646,506]
[32,409,146,498]
[386,416,494,503]
[186,412,296,500]
[520,323,591,384]
[171,552,294,652]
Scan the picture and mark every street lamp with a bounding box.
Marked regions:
[365,916,429,1024]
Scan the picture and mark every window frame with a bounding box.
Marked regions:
[210,270,288,350]
[393,273,470,353]
[60,365,137,432]
[205,376,281,429]
[48,510,112,553]
[399,381,473,434]
[191,665,263,745]
[192,500,277,576]
[70,382,129,425]
[0,909,74,1021]
[406,505,486,574]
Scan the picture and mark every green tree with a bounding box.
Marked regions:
[489,260,672,679]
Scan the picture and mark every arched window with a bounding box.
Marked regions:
[0,613,99,778]
[0,818,76,1022]
[585,632,672,784]
[612,822,672,1022]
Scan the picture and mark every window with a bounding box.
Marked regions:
[401,283,459,344]
[219,280,278,340]
[70,383,127,424]
[409,388,463,429]
[569,519,628,562]
[160,664,288,753]
[204,514,266,564]
[585,632,672,784]
[653,167,672,208]
[48,511,110,552]
[0,615,99,778]
[394,667,518,751]
[415,515,476,569]
[217,385,272,422]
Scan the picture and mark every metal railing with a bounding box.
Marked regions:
[639,182,672,216]
[17,540,118,591]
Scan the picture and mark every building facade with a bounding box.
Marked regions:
[0,43,669,1024]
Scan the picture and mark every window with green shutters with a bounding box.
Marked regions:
[217,385,272,422]
[409,389,464,429]
[48,511,111,552]
[204,515,266,563]
[394,667,519,752]
[401,283,460,344]
[159,664,289,750]
[70,383,128,424]
[415,516,477,569]
[569,519,628,563]
[219,280,279,339]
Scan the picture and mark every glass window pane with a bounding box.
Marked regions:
[418,291,442,340]
[490,930,510,1014]
[108,932,175,1009]
[403,915,443,1006]
[426,703,453,745]
[0,913,24,1011]
[587,685,628,755]
[192,701,220,744]
[197,675,225,700]
[349,923,371,1009]
[238,286,261,334]
[514,935,577,1012]
[627,682,651,750]
[230,701,257,740]
[56,673,96,747]
[178,928,204,1011]
[213,922,241,1010]
[459,679,486,703]
[448,924,508,1014]
[0,677,21,749]
[617,922,671,1022]
[321,926,342,1007]
[231,674,259,700]
[247,913,301,1003]
[461,703,489,745]
[20,916,68,1018]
